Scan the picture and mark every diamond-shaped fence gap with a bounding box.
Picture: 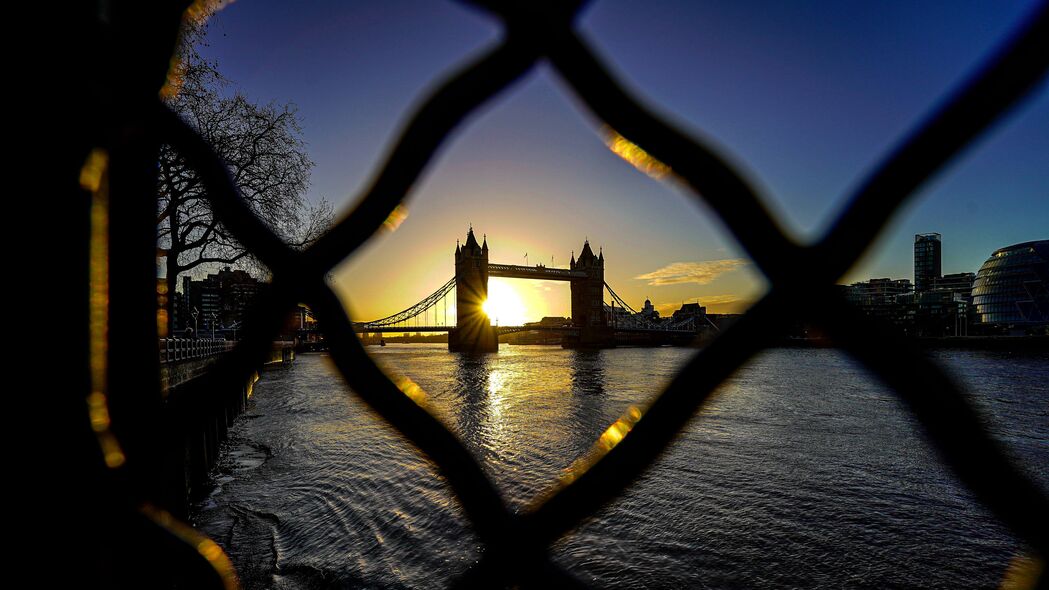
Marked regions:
[549,348,1033,589]
[321,51,767,499]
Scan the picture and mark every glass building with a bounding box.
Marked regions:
[914,233,942,292]
[971,240,1049,329]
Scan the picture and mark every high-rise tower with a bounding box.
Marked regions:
[914,233,942,292]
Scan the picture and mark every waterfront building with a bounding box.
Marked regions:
[843,278,912,306]
[840,273,976,336]
[672,302,707,323]
[178,267,264,336]
[914,233,942,292]
[896,290,970,337]
[841,278,912,328]
[971,240,1049,334]
[932,272,975,297]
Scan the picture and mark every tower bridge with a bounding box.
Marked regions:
[353,228,698,351]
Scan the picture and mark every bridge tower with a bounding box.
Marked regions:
[449,227,498,352]
[567,240,614,348]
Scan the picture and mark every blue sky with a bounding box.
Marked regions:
[196,1,1048,319]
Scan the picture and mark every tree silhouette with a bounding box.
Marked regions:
[157,27,332,334]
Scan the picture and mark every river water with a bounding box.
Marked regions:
[192,345,1048,589]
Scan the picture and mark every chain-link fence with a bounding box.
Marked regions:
[72,1,1049,588]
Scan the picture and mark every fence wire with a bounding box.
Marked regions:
[82,1,1049,588]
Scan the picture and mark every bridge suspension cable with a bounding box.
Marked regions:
[604,281,639,313]
[604,281,706,333]
[355,277,456,330]
[604,282,670,330]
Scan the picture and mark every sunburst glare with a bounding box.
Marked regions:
[482,280,527,326]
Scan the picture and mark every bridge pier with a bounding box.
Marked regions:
[562,325,616,349]
[448,325,499,352]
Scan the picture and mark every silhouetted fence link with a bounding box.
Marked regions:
[88,1,1049,588]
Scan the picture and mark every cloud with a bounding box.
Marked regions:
[635,259,748,286]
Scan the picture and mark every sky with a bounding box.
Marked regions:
[195,0,1048,322]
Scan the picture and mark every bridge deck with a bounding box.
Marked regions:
[356,326,453,333]
[354,325,692,334]
[488,264,586,281]
[354,325,572,333]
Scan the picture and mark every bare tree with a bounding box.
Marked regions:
[158,27,333,333]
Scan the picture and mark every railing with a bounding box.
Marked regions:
[76,2,1049,589]
[159,338,235,363]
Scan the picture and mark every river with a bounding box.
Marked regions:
[192,345,1048,589]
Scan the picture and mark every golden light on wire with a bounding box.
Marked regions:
[558,405,645,486]
[603,127,671,180]
[82,148,126,469]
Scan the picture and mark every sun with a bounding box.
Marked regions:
[482,280,527,326]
